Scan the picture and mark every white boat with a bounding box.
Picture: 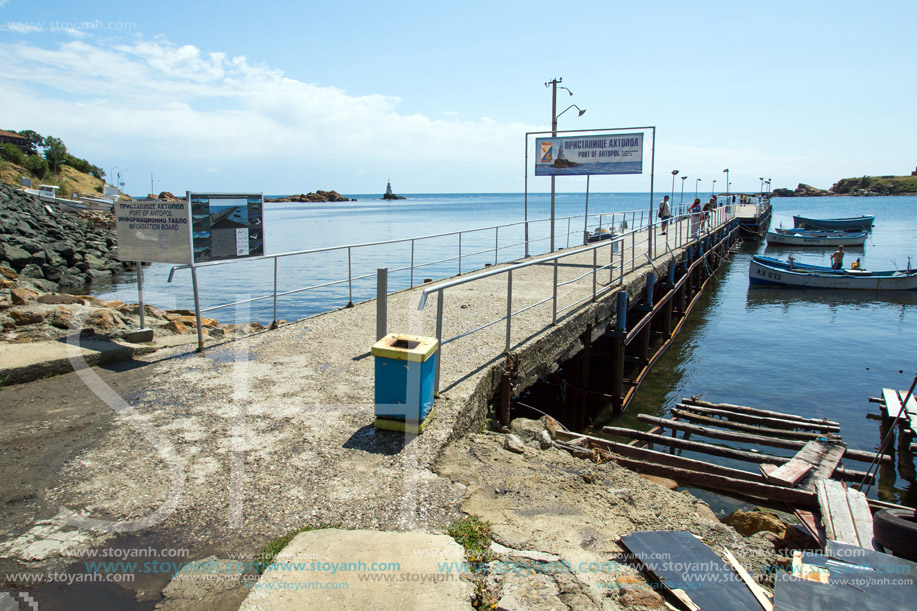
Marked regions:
[749,256,917,291]
[21,184,114,212]
[766,228,868,247]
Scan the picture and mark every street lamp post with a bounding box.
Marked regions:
[759,177,764,194]
[670,169,679,213]
[109,166,118,188]
[695,178,701,201]
[680,176,687,209]
[712,180,717,200]
[545,78,584,253]
[723,168,729,198]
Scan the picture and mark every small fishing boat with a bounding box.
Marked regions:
[586,227,615,243]
[766,228,868,247]
[749,256,917,291]
[792,215,874,231]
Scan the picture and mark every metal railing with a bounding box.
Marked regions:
[417,206,737,393]
[167,206,662,322]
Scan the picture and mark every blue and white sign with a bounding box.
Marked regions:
[535,133,644,176]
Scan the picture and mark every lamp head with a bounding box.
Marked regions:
[577,108,586,116]
[672,170,679,176]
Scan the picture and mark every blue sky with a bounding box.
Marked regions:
[1,0,914,195]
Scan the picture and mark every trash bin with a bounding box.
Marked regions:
[372,333,438,433]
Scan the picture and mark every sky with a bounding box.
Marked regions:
[1,0,914,195]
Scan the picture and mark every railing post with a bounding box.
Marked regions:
[494,227,499,265]
[435,290,444,395]
[592,249,597,301]
[566,217,571,249]
[552,259,558,325]
[376,268,388,340]
[273,257,278,321]
[347,247,353,307]
[410,239,415,288]
[458,232,462,275]
[630,232,635,272]
[505,270,513,352]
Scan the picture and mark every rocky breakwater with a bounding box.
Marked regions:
[0,183,131,290]
[266,190,350,203]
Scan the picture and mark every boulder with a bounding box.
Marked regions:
[50,306,73,329]
[510,417,546,443]
[723,509,787,537]
[165,320,190,334]
[9,309,45,326]
[18,263,44,279]
[0,266,17,280]
[37,294,90,305]
[87,309,126,331]
[638,473,679,491]
[503,434,526,454]
[11,287,40,305]
[1,244,32,269]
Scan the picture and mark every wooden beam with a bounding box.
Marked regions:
[807,443,847,490]
[636,414,888,464]
[817,480,859,546]
[670,409,838,441]
[681,397,839,427]
[722,547,774,611]
[677,403,840,433]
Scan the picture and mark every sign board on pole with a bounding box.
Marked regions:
[115,199,193,264]
[535,133,644,176]
[188,193,264,263]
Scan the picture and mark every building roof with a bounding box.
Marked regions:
[0,129,26,141]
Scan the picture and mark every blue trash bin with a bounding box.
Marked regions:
[372,333,438,433]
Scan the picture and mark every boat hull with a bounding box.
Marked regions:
[792,215,874,231]
[766,230,868,246]
[749,257,917,291]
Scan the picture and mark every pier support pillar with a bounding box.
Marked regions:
[611,291,627,415]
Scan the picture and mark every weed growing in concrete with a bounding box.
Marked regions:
[254,523,340,573]
[447,515,493,567]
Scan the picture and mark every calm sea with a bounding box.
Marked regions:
[93,193,917,505]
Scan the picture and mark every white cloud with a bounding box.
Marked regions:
[0,37,537,192]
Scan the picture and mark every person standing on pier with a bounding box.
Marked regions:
[831,245,845,270]
[689,198,702,237]
[658,196,671,234]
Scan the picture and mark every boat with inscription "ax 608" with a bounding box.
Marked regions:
[749,256,917,290]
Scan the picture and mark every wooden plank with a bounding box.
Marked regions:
[555,438,769,483]
[817,480,859,546]
[601,427,875,484]
[681,397,839,426]
[765,459,813,487]
[815,483,835,541]
[845,486,876,550]
[606,455,818,507]
[883,387,907,419]
[794,509,825,547]
[722,546,774,611]
[807,443,846,488]
[671,408,836,441]
[677,403,840,433]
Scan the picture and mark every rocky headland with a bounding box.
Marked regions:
[265,190,350,203]
[772,173,917,197]
[0,183,130,290]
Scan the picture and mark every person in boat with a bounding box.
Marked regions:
[852,258,861,270]
[830,244,844,270]
[658,195,671,234]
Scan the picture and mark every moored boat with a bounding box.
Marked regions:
[749,256,917,291]
[766,228,868,247]
[792,215,874,231]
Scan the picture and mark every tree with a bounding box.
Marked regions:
[42,135,67,175]
[16,130,44,156]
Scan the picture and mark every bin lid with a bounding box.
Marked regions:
[371,333,438,362]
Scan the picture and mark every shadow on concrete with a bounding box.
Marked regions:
[342,423,415,456]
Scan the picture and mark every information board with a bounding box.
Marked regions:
[189,193,264,263]
[115,200,192,264]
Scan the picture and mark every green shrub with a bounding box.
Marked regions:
[0,143,25,164]
[23,155,49,179]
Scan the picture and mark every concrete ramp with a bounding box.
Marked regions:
[239,529,472,610]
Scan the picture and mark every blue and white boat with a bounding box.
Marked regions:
[792,215,875,231]
[766,228,868,247]
[749,256,917,291]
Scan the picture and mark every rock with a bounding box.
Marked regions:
[58,272,87,289]
[616,574,667,609]
[165,320,190,334]
[42,265,64,282]
[510,417,546,443]
[0,278,18,289]
[0,295,11,309]
[0,244,32,269]
[0,266,16,280]
[166,309,196,316]
[723,509,787,537]
[537,429,553,450]
[503,434,526,454]
[541,415,561,440]
[11,287,40,305]
[50,306,73,329]
[638,473,679,491]
[9,309,45,326]
[101,300,126,309]
[121,328,154,343]
[18,263,45,279]
[87,309,126,331]
[37,294,90,305]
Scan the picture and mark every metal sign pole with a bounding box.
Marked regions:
[190,264,204,352]
[524,135,529,258]
[137,261,146,329]
[648,127,656,257]
[583,175,590,243]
